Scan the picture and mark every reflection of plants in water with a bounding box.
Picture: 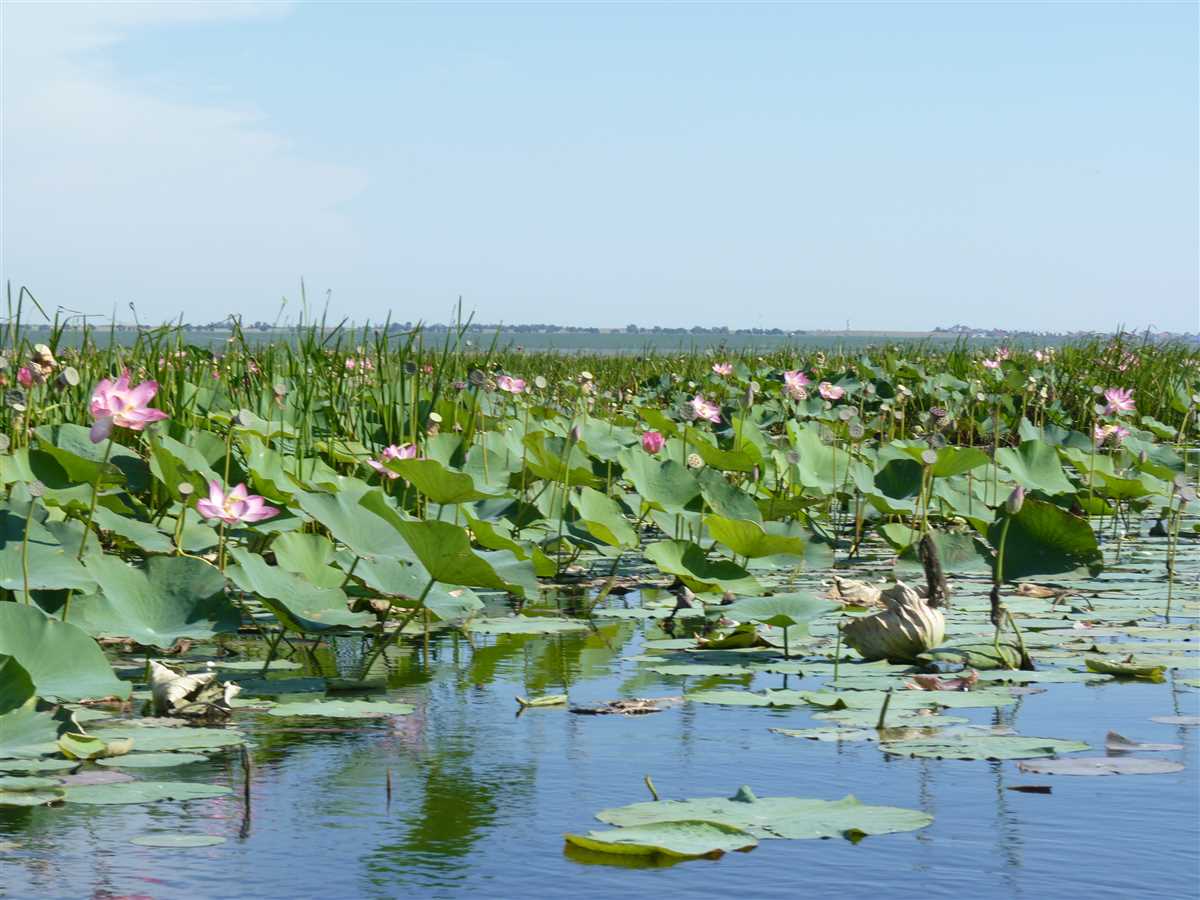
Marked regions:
[463,624,635,694]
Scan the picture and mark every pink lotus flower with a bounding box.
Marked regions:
[367,443,418,479]
[496,375,526,394]
[642,430,665,454]
[712,362,733,376]
[982,358,1001,370]
[783,370,810,400]
[88,370,169,443]
[196,480,278,525]
[1103,387,1135,415]
[689,394,721,424]
[818,381,845,401]
[345,357,357,371]
[16,367,33,389]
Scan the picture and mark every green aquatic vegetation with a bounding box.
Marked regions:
[564,820,758,860]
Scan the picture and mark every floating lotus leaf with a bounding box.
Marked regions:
[1016,757,1185,776]
[0,604,129,701]
[596,785,932,841]
[463,617,588,635]
[97,752,208,768]
[1085,657,1166,681]
[265,699,415,718]
[131,833,226,848]
[0,775,65,807]
[64,780,232,805]
[565,820,758,859]
[0,757,77,773]
[86,725,246,753]
[881,734,1089,760]
[1104,731,1183,752]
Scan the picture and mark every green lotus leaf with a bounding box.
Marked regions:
[391,519,535,597]
[73,555,237,647]
[0,604,129,701]
[565,820,758,859]
[265,699,415,718]
[0,697,78,758]
[996,440,1076,496]
[64,780,232,805]
[881,734,1090,760]
[705,516,807,560]
[97,752,208,768]
[617,451,700,513]
[596,785,933,841]
[572,487,639,548]
[227,547,374,632]
[387,458,499,504]
[723,593,836,631]
[644,541,761,595]
[988,498,1103,581]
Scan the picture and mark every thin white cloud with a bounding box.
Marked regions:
[1,1,366,322]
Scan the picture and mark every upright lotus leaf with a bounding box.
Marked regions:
[575,416,639,463]
[636,406,679,437]
[996,440,1077,497]
[35,423,149,492]
[227,547,374,631]
[386,458,498,504]
[617,449,700,513]
[705,516,806,560]
[0,604,129,701]
[724,593,837,632]
[987,498,1103,581]
[892,529,993,575]
[786,422,854,495]
[271,532,346,588]
[74,555,237,647]
[392,520,533,597]
[572,487,639,548]
[523,432,599,487]
[89,507,174,554]
[352,557,484,620]
[684,428,760,473]
[896,444,990,479]
[565,821,758,859]
[0,505,96,592]
[463,514,557,577]
[696,468,762,522]
[297,488,413,559]
[0,656,36,714]
[0,697,77,758]
[148,433,220,499]
[596,786,932,841]
[644,540,761,595]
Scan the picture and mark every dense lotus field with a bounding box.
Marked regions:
[0,316,1197,876]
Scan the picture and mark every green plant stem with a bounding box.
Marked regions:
[76,437,115,562]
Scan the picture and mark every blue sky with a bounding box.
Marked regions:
[2,2,1196,330]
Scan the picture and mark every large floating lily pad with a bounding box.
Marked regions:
[64,780,232,805]
[596,785,932,840]
[565,820,758,859]
[0,775,65,807]
[97,752,209,768]
[1017,757,1185,776]
[86,726,246,753]
[265,699,414,718]
[131,833,226,848]
[464,617,588,635]
[881,734,1089,760]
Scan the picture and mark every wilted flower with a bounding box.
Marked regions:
[88,370,168,442]
[368,443,418,479]
[196,481,279,525]
[783,370,810,400]
[689,394,721,424]
[841,582,945,662]
[1103,387,1135,415]
[496,375,526,394]
[818,381,845,401]
[641,430,665,454]
[1093,423,1130,447]
[712,362,733,376]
